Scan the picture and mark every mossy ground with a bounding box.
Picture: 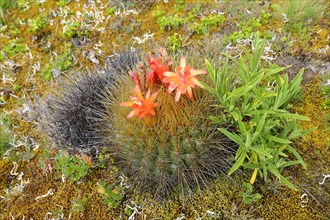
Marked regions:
[0,0,329,219]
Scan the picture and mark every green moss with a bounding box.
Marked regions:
[9,24,21,37]
[294,78,329,154]
[0,129,11,157]
[17,0,30,11]
[168,32,182,52]
[0,113,11,157]
[222,9,275,45]
[259,188,323,219]
[62,21,89,39]
[28,14,48,33]
[1,39,26,58]
[156,14,188,31]
[54,150,91,182]
[106,6,117,15]
[96,180,124,209]
[69,196,90,216]
[174,0,185,11]
[193,14,225,34]
[126,176,245,219]
[0,51,5,61]
[57,0,72,7]
[0,159,12,196]
[41,51,73,81]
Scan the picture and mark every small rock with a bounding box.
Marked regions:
[83,50,99,64]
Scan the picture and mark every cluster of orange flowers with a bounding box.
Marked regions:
[120,49,207,119]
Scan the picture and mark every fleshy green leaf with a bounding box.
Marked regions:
[286,145,306,169]
[251,147,273,158]
[228,149,246,175]
[254,113,267,139]
[265,135,291,144]
[266,162,297,190]
[218,128,245,146]
[276,113,310,121]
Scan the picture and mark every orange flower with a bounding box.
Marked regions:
[162,57,207,102]
[148,51,172,85]
[120,85,158,119]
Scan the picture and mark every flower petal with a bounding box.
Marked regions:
[190,77,204,88]
[120,101,134,107]
[149,91,158,103]
[134,85,144,100]
[190,69,207,76]
[162,77,179,84]
[180,84,188,94]
[175,89,182,102]
[162,76,180,83]
[187,86,193,100]
[145,89,151,99]
[163,71,178,77]
[180,56,186,70]
[149,109,156,115]
[167,81,181,93]
[127,109,138,118]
